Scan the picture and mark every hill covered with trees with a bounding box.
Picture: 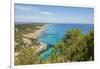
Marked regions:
[15,27,94,65]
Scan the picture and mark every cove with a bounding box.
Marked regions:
[38,24,94,59]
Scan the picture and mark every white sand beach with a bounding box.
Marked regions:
[22,25,46,39]
[21,25,48,53]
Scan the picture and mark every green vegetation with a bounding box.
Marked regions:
[15,23,43,52]
[47,29,94,63]
[14,24,43,65]
[15,24,94,65]
[15,23,44,34]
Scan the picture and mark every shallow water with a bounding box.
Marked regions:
[39,24,94,59]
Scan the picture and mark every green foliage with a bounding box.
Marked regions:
[29,38,40,46]
[48,29,94,62]
[14,24,45,65]
[15,23,44,34]
[15,23,94,65]
[15,48,41,65]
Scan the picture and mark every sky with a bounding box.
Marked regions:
[15,4,94,24]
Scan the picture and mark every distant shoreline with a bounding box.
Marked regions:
[22,24,47,39]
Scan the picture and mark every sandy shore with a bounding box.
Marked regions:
[21,25,48,53]
[22,25,46,39]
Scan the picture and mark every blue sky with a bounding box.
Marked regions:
[15,4,94,24]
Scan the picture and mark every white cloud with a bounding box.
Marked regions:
[15,5,33,13]
[40,11,52,15]
[15,14,41,22]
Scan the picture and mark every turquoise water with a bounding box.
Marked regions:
[39,24,94,59]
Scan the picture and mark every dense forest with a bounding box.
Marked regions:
[15,27,94,65]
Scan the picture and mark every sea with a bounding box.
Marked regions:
[38,24,94,59]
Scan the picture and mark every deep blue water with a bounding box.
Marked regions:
[38,24,94,59]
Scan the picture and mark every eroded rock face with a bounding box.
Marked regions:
[36,42,47,53]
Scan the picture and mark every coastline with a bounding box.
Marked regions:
[22,24,47,39]
[22,24,48,53]
[15,24,48,57]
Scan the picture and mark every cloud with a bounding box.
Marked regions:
[15,4,53,16]
[15,14,41,22]
[40,11,52,15]
[15,5,33,14]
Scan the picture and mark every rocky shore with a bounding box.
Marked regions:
[22,25,47,53]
